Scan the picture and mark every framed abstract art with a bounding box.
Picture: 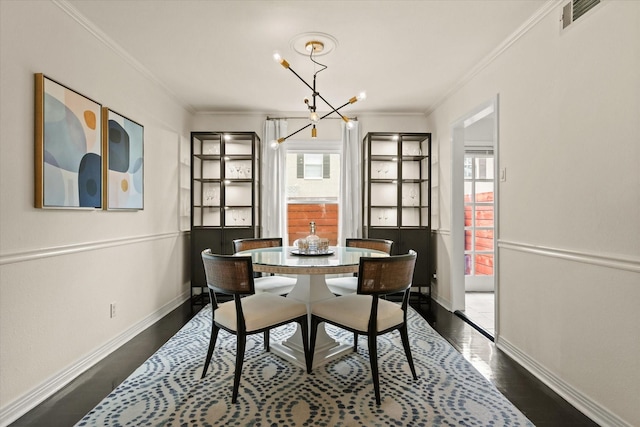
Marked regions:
[102,108,144,210]
[34,73,103,208]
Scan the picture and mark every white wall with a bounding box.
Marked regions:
[191,112,429,138]
[0,1,191,423]
[427,2,640,425]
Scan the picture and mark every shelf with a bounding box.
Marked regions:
[194,178,221,183]
[363,132,433,287]
[194,154,222,161]
[191,131,262,310]
[370,155,398,161]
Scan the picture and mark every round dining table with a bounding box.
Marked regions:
[234,245,389,369]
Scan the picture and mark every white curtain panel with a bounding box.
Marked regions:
[262,119,288,238]
[339,121,362,243]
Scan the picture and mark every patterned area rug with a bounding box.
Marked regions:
[76,304,533,426]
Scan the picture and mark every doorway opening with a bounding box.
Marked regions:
[450,97,498,340]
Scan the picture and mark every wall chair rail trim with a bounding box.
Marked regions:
[498,240,640,274]
[0,231,183,266]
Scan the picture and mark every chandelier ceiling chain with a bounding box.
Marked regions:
[271,38,366,149]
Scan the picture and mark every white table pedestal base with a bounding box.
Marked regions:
[269,273,352,370]
[270,325,352,370]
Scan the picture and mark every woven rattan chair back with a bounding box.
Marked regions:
[345,238,393,255]
[233,237,283,253]
[201,249,254,295]
[231,237,295,298]
[357,250,417,295]
[199,249,310,404]
[310,250,419,405]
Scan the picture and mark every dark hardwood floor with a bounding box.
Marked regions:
[417,299,599,427]
[10,299,599,427]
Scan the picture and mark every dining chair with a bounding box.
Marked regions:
[200,249,311,403]
[325,238,394,296]
[233,237,297,296]
[309,250,418,405]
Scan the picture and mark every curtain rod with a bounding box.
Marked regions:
[266,116,358,121]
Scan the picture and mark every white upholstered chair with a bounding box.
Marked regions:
[325,238,394,296]
[309,250,418,405]
[233,237,297,296]
[200,249,311,403]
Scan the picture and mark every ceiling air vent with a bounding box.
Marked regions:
[562,0,601,29]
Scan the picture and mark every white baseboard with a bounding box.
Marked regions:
[0,292,190,427]
[497,336,632,427]
[431,294,453,312]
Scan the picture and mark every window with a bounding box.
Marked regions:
[464,154,495,276]
[286,142,341,245]
[304,153,323,179]
[297,154,330,179]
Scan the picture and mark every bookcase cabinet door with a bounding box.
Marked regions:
[363,132,432,290]
[190,131,261,309]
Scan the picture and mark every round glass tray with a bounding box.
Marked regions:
[290,249,334,257]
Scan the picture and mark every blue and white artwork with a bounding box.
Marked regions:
[40,75,102,208]
[105,109,144,210]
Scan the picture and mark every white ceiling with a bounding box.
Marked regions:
[66,0,548,116]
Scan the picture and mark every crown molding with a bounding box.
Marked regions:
[52,0,562,121]
[52,0,195,114]
[424,0,562,117]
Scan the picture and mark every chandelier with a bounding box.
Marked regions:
[270,37,366,149]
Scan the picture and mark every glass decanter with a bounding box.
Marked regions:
[305,221,320,254]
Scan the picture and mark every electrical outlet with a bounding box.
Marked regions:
[110,303,117,318]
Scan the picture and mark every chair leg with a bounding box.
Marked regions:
[309,315,322,373]
[298,316,312,374]
[232,333,247,403]
[367,334,381,405]
[201,324,220,379]
[264,330,270,352]
[353,332,358,352]
[399,324,417,380]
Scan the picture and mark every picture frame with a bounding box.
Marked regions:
[102,108,144,210]
[34,73,103,208]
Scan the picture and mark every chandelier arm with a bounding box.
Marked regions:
[311,95,345,120]
[273,44,364,146]
[286,66,316,95]
[318,101,350,120]
[285,64,347,120]
[279,122,313,142]
[280,101,351,143]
